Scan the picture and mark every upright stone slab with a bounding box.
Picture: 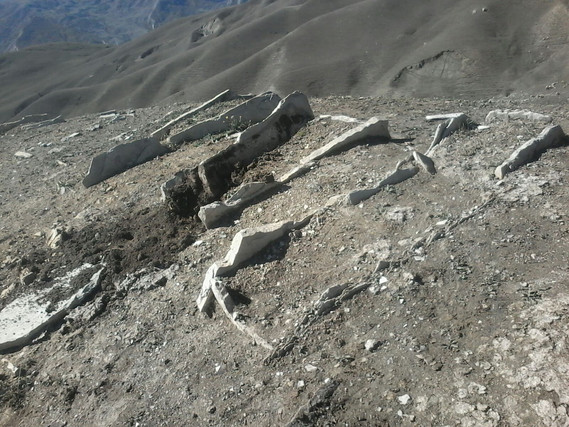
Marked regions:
[83,137,171,187]
[198,92,314,199]
[163,91,314,215]
[151,89,237,140]
[167,92,281,147]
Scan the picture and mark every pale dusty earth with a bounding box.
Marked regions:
[1,92,569,426]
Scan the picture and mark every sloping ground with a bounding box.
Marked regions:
[1,0,569,122]
[1,93,569,425]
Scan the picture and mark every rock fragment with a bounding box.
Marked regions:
[495,125,566,179]
[364,339,380,352]
[14,151,33,158]
[412,151,436,174]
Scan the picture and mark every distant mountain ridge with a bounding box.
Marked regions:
[0,0,568,123]
[0,0,246,52]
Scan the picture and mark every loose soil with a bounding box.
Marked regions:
[1,93,569,426]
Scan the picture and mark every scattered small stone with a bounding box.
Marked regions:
[15,151,32,158]
[19,269,37,285]
[305,364,318,373]
[364,339,380,352]
[398,394,412,405]
[1,358,21,377]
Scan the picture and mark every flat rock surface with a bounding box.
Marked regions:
[1,95,569,426]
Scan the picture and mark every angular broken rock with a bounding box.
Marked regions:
[163,91,313,215]
[427,113,469,153]
[167,91,281,147]
[197,216,314,313]
[47,227,69,248]
[198,181,281,229]
[301,117,390,164]
[0,264,105,351]
[495,125,566,179]
[83,137,171,187]
[412,151,436,175]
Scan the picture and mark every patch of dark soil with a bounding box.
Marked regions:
[61,206,202,290]
[1,206,202,309]
[231,151,283,187]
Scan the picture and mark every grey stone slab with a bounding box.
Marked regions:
[83,137,171,187]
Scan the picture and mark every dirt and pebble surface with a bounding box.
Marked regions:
[1,93,569,426]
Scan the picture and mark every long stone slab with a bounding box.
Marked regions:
[197,214,315,313]
[162,92,314,215]
[301,117,390,164]
[495,125,566,179]
[83,137,171,187]
[485,109,552,124]
[151,89,239,140]
[0,264,105,351]
[198,181,281,229]
[166,92,281,147]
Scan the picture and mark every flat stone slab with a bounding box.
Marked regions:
[151,89,238,140]
[167,92,281,147]
[83,137,171,187]
[485,109,552,124]
[0,264,105,351]
[495,125,566,179]
[425,113,465,121]
[301,117,390,164]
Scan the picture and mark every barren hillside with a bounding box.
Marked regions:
[1,0,569,122]
[1,90,568,426]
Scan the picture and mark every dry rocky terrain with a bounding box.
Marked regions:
[1,91,569,426]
